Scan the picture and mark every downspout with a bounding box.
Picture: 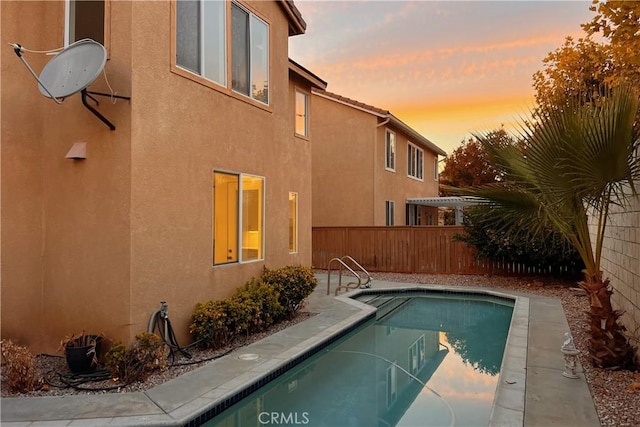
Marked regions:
[375,117,391,225]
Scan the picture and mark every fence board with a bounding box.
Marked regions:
[312,226,579,276]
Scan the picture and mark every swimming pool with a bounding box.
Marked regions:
[203,290,516,427]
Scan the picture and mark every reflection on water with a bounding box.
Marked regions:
[205,294,513,427]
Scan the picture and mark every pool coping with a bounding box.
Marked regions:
[1,281,589,427]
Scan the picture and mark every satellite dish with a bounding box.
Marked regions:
[12,38,130,131]
[38,39,107,99]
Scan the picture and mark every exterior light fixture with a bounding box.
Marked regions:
[561,332,580,378]
[65,142,87,159]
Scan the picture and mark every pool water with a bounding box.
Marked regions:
[205,292,514,427]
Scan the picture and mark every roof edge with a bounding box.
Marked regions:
[278,0,306,36]
[289,59,327,89]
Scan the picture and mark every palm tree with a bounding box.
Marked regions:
[458,85,639,369]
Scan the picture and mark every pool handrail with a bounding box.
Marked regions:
[341,255,372,289]
[327,255,372,295]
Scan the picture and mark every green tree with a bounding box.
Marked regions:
[459,85,639,370]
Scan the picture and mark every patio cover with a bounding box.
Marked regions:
[405,196,486,225]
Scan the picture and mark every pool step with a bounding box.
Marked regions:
[357,294,412,320]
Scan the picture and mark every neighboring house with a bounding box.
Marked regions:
[1,0,325,353]
[311,90,446,227]
[589,194,640,356]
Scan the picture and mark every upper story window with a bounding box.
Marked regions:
[176,0,226,85]
[175,1,269,105]
[407,142,424,180]
[295,90,308,137]
[66,0,105,46]
[385,129,396,171]
[434,155,439,181]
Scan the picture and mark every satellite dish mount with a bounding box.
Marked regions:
[13,39,130,131]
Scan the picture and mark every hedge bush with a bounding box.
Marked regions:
[190,265,317,349]
[104,332,168,383]
[261,265,317,319]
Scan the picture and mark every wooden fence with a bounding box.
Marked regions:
[312,226,577,276]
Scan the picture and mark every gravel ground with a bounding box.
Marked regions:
[2,273,639,427]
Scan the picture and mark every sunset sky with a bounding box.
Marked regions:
[289,0,596,155]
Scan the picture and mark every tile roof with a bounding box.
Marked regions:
[312,89,389,116]
[312,89,447,156]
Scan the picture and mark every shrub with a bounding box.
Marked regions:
[190,265,316,349]
[0,339,42,393]
[190,300,234,348]
[236,278,284,330]
[456,205,584,277]
[261,265,317,319]
[104,333,168,383]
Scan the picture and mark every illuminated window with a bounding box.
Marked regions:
[289,192,298,253]
[385,129,396,171]
[66,0,106,45]
[213,171,264,265]
[295,90,308,137]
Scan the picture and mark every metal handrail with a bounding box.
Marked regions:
[326,255,372,296]
[327,257,361,296]
[341,255,372,289]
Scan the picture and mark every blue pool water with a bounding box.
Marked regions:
[204,292,514,427]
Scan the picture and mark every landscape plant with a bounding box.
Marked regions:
[190,265,317,348]
[104,332,168,383]
[0,339,42,392]
[458,85,639,369]
[261,265,318,318]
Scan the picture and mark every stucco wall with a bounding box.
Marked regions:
[2,0,313,352]
[311,95,377,226]
[1,0,133,352]
[311,94,441,227]
[590,191,640,349]
[127,1,311,345]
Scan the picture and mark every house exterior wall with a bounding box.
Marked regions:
[1,0,312,352]
[373,125,440,226]
[311,94,441,227]
[1,0,133,352]
[589,191,640,350]
[311,95,377,226]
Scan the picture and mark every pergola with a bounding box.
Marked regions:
[405,196,486,225]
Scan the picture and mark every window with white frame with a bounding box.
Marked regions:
[385,129,396,171]
[434,155,439,181]
[407,143,424,180]
[295,90,308,137]
[66,0,106,46]
[386,201,395,226]
[175,1,269,105]
[232,3,269,103]
[213,171,264,265]
[288,192,298,253]
[176,0,226,85]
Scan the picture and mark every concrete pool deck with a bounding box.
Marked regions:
[1,275,601,427]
